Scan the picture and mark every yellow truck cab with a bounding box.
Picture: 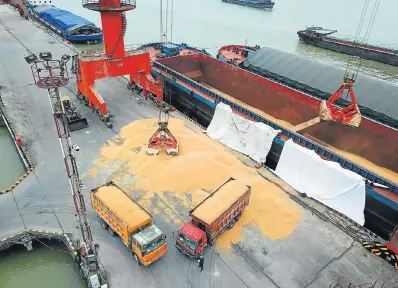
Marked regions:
[90,181,167,266]
[131,225,167,266]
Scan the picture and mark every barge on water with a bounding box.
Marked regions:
[138,42,210,60]
[146,52,398,249]
[217,44,260,66]
[222,0,275,9]
[25,3,103,44]
[297,26,398,66]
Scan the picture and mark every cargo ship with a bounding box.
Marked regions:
[222,0,275,9]
[297,26,398,66]
[216,44,260,65]
[140,50,398,248]
[24,2,103,44]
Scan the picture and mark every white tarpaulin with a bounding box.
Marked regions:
[206,103,280,163]
[275,139,365,225]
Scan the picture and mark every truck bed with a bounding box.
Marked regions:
[190,178,251,228]
[91,181,152,243]
[157,54,398,178]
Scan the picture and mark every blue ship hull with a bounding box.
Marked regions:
[222,0,275,9]
[25,3,103,44]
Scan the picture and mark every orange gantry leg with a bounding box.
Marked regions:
[76,0,163,127]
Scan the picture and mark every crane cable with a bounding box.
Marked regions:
[160,0,175,106]
[344,0,369,78]
[161,0,174,45]
[170,0,174,44]
[165,0,169,43]
[354,0,380,80]
[344,0,380,81]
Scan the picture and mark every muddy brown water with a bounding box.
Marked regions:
[0,241,86,288]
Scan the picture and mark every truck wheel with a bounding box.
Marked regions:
[107,226,116,236]
[134,253,142,266]
[100,219,108,230]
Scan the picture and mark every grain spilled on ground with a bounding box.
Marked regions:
[86,118,301,248]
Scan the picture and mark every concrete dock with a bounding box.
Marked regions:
[0,6,397,288]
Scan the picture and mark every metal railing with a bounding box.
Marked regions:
[78,45,146,60]
[82,0,136,11]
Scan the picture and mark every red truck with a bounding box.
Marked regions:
[175,177,251,258]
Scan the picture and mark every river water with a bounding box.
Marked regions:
[58,0,398,81]
[0,127,26,191]
[2,0,398,285]
[0,242,86,288]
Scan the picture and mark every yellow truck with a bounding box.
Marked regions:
[90,181,167,266]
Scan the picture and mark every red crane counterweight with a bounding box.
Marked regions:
[319,77,362,127]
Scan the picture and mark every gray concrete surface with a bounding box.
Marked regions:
[0,6,397,288]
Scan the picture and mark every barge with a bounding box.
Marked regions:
[297,27,398,67]
[148,52,398,245]
[239,47,398,129]
[222,0,275,9]
[138,42,210,60]
[217,44,260,65]
[25,3,103,44]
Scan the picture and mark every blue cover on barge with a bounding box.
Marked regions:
[25,4,103,44]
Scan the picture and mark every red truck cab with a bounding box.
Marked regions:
[175,178,251,258]
[175,222,207,258]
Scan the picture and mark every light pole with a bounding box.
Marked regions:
[25,52,108,287]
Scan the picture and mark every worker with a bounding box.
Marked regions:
[198,254,204,272]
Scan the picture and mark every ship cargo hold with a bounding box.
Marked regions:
[149,52,398,245]
[240,47,398,129]
[222,0,275,9]
[217,45,260,66]
[25,3,103,44]
[297,27,398,66]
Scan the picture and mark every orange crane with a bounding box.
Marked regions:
[76,0,178,155]
[75,0,163,128]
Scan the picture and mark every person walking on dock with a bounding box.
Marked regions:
[198,255,204,272]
